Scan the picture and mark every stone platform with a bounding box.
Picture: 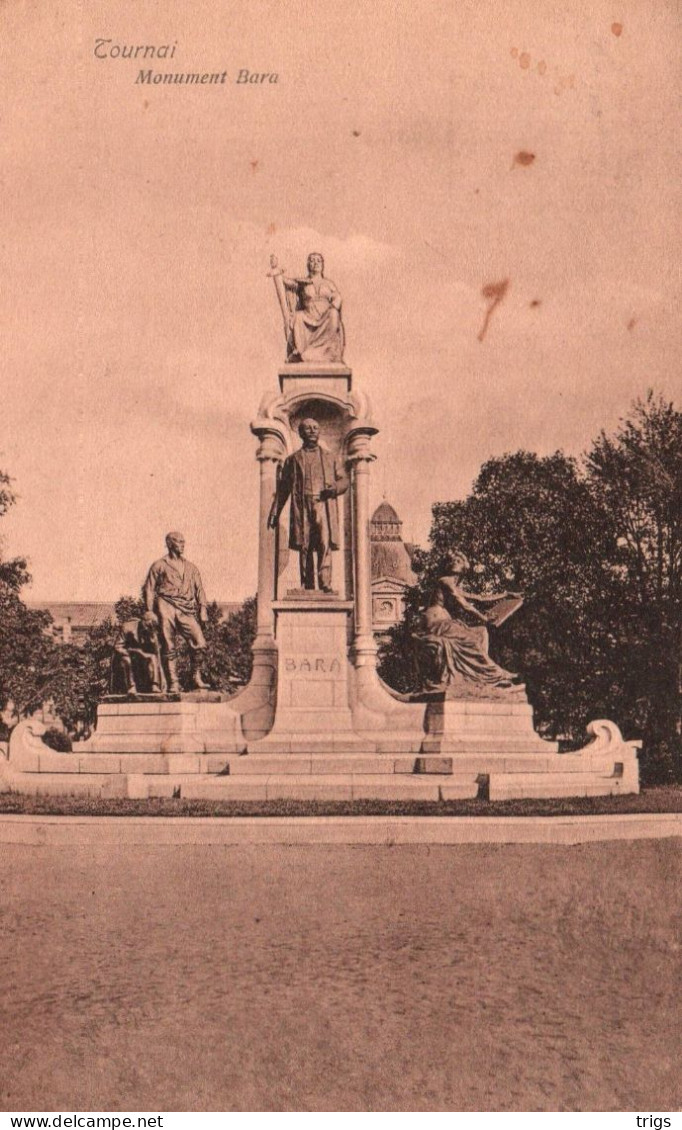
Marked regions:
[1,710,640,802]
[77,692,246,755]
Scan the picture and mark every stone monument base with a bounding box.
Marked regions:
[73,694,247,756]
[248,597,372,755]
[2,694,640,802]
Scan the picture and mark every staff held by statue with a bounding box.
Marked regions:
[268,254,290,342]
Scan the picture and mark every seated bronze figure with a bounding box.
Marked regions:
[415,552,523,693]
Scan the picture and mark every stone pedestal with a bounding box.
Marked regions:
[78,695,246,755]
[421,695,554,756]
[248,598,373,754]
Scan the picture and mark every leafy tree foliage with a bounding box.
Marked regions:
[586,393,682,779]
[0,471,59,730]
[206,596,257,689]
[0,589,55,727]
[114,595,145,622]
[44,627,116,737]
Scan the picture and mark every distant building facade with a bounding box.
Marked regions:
[28,602,241,644]
[370,501,417,636]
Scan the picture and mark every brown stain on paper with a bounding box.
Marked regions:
[511,46,576,94]
[478,278,510,342]
[512,151,536,169]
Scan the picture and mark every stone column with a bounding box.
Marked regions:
[252,427,286,651]
[346,426,378,667]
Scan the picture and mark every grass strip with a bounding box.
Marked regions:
[0,787,680,819]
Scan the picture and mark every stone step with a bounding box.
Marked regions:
[228,752,613,775]
[172,773,480,802]
[489,771,626,801]
[43,753,214,776]
[30,749,615,779]
[421,738,558,755]
[246,736,379,755]
[6,772,130,798]
[226,754,450,776]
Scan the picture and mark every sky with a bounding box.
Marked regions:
[2,0,680,602]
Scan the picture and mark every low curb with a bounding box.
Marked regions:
[0,812,680,846]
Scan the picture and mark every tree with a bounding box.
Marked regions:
[0,589,55,726]
[585,392,682,778]
[114,595,145,622]
[35,638,109,738]
[200,597,256,691]
[0,470,59,729]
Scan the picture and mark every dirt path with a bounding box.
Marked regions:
[2,841,680,1111]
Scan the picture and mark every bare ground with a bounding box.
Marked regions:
[2,841,680,1112]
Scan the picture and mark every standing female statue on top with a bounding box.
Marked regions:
[268,252,345,363]
[415,552,524,693]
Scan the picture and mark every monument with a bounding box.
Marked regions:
[2,255,640,801]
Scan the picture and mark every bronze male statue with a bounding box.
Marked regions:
[268,418,348,592]
[142,532,209,692]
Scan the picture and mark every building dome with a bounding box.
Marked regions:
[371,501,402,541]
[370,500,417,587]
[372,500,400,524]
[370,499,417,633]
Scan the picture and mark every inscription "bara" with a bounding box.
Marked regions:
[284,657,342,676]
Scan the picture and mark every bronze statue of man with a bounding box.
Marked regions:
[142,531,209,692]
[268,418,348,592]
